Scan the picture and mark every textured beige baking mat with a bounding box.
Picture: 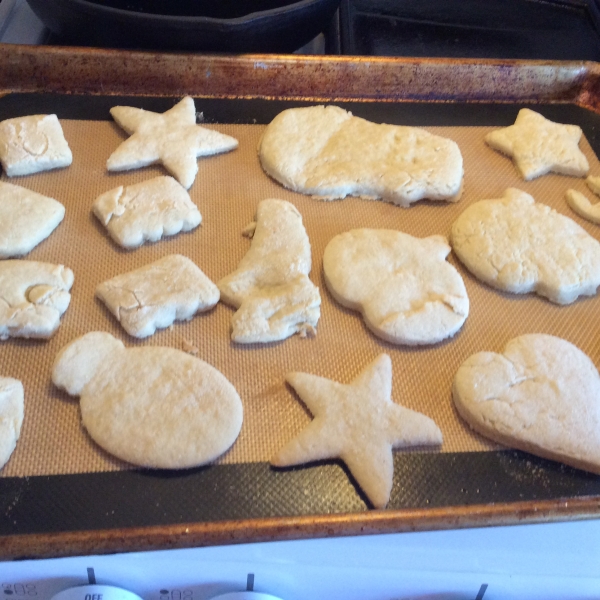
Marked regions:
[1,120,600,477]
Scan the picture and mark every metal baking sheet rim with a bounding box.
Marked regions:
[1,44,600,560]
[1,43,600,108]
[2,498,600,561]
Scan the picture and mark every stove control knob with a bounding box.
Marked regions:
[51,584,143,600]
[211,594,284,600]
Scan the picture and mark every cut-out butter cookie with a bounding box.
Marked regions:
[586,175,600,196]
[96,254,219,338]
[259,105,463,206]
[565,189,600,225]
[485,109,589,180]
[52,332,243,469]
[454,334,600,475]
[0,260,74,340]
[323,229,469,345]
[0,114,72,176]
[218,199,321,343]
[0,377,24,470]
[107,96,238,189]
[92,176,201,249]
[272,354,442,509]
[0,181,65,258]
[451,188,600,304]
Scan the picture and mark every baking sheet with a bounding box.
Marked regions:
[2,91,600,558]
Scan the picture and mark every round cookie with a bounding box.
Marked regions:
[52,332,243,469]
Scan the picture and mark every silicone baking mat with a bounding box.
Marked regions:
[2,98,600,481]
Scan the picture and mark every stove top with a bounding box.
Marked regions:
[340,0,600,60]
[2,0,600,58]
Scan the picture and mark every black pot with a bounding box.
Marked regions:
[25,0,340,53]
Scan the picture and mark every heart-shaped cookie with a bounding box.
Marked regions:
[453,334,600,474]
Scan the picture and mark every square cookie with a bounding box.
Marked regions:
[0,114,73,176]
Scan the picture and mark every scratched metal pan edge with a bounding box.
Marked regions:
[1,45,599,106]
[1,498,599,560]
[24,0,340,53]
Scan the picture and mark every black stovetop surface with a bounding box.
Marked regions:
[339,0,600,60]
[43,0,600,59]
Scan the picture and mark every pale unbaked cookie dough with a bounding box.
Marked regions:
[586,175,600,196]
[0,181,65,258]
[107,96,238,189]
[324,229,469,345]
[451,188,600,304]
[96,254,220,338]
[92,176,201,249]
[218,199,321,343]
[272,354,443,509]
[0,377,24,470]
[0,260,74,339]
[485,108,589,180]
[258,105,463,207]
[52,332,243,469]
[453,334,600,475]
[0,114,72,176]
[565,189,600,225]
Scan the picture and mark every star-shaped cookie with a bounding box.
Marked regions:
[272,354,442,508]
[107,96,238,189]
[485,108,589,180]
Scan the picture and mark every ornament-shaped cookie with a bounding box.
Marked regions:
[324,229,469,345]
[52,332,243,469]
